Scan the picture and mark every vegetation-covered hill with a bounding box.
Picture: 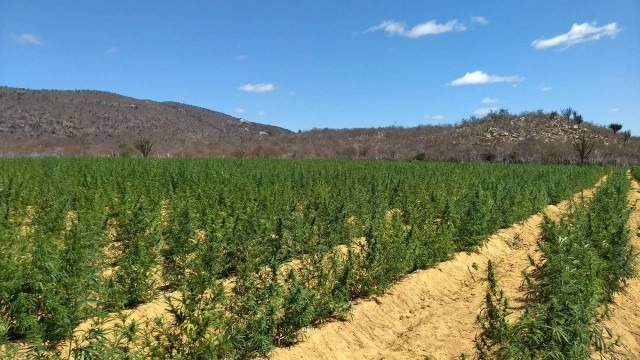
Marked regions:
[0,87,290,156]
[250,110,638,165]
[1,87,637,165]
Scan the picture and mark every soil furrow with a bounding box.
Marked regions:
[270,182,603,360]
[602,177,640,359]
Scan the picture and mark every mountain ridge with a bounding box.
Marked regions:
[0,86,290,156]
[0,86,637,165]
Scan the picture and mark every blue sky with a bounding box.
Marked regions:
[1,1,638,133]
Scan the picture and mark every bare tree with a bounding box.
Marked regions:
[572,133,595,165]
[135,137,153,157]
[572,112,583,125]
[560,107,574,121]
[621,130,631,144]
[608,123,623,134]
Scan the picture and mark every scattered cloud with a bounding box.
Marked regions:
[235,55,248,61]
[532,22,620,49]
[481,97,498,104]
[13,33,43,45]
[424,114,445,121]
[257,110,267,116]
[449,71,524,86]
[539,85,552,92]
[473,107,497,116]
[235,107,245,114]
[609,108,619,112]
[366,19,466,38]
[239,83,276,93]
[368,21,404,36]
[104,47,119,55]
[471,16,488,25]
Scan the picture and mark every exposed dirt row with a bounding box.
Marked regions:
[270,180,605,360]
[602,176,640,359]
[54,228,366,357]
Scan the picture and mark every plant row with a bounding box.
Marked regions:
[632,165,640,183]
[476,169,634,359]
[0,158,607,358]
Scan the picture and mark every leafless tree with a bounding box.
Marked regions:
[621,130,631,144]
[573,133,595,165]
[572,112,583,125]
[135,137,153,157]
[561,107,574,121]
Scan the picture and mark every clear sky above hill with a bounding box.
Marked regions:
[1,1,638,134]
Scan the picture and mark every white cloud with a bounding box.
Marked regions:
[235,108,245,114]
[407,20,466,38]
[449,71,524,86]
[104,47,119,55]
[368,20,405,36]
[13,33,43,45]
[257,110,266,116]
[532,22,620,49]
[239,83,276,93]
[425,114,445,121]
[235,55,248,61]
[471,16,488,25]
[366,19,466,38]
[481,97,498,104]
[473,107,497,116]
[539,85,552,92]
[609,108,619,112]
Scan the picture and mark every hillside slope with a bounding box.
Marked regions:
[0,86,637,164]
[0,87,290,156]
[254,113,639,165]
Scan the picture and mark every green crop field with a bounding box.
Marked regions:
[477,169,635,359]
[0,158,626,358]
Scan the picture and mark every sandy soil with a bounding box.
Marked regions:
[270,183,602,360]
[603,176,640,359]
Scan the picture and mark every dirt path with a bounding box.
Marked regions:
[604,177,640,359]
[270,183,603,360]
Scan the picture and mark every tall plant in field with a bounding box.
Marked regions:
[275,269,315,346]
[475,260,511,360]
[0,195,105,350]
[455,184,492,251]
[145,218,228,359]
[101,197,161,310]
[161,199,197,287]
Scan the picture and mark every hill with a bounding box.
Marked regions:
[0,87,290,156]
[249,111,639,165]
[0,87,637,165]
